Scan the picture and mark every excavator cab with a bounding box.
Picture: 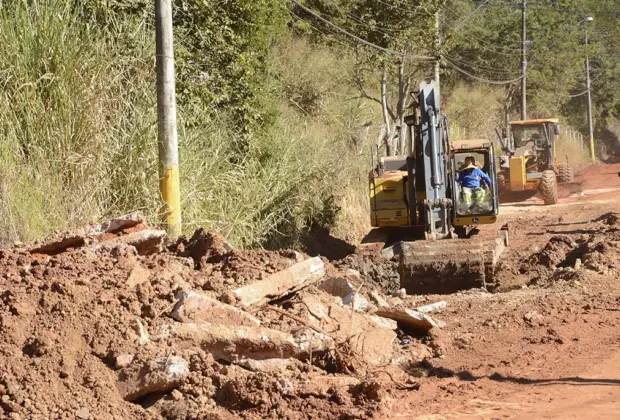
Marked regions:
[451,140,500,229]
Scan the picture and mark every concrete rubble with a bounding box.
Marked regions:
[170,290,261,326]
[172,322,334,362]
[3,216,449,419]
[375,307,445,332]
[117,356,189,401]
[233,257,325,306]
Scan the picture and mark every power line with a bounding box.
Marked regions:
[444,57,524,84]
[451,0,490,31]
[444,54,521,75]
[374,0,431,15]
[291,0,435,61]
[289,12,353,50]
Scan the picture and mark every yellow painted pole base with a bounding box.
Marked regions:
[160,166,182,238]
[589,137,596,162]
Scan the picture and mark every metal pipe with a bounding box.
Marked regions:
[428,108,441,197]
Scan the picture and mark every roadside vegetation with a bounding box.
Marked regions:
[1,0,618,247]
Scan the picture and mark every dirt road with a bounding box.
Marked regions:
[387,162,620,419]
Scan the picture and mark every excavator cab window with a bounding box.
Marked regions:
[453,150,494,216]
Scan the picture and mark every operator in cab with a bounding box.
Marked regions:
[457,156,492,211]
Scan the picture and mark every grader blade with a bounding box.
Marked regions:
[399,230,508,294]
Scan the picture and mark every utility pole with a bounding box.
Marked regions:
[156,0,182,237]
[585,29,595,161]
[435,11,441,94]
[520,0,527,120]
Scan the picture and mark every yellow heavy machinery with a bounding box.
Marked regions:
[497,118,578,205]
[366,81,508,294]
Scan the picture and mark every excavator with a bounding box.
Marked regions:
[366,80,508,294]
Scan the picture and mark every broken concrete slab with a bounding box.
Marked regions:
[369,291,390,308]
[93,229,166,256]
[117,356,189,401]
[367,315,398,330]
[103,212,145,233]
[234,358,299,373]
[319,276,355,298]
[170,290,260,327]
[300,294,396,366]
[172,322,334,362]
[233,257,325,307]
[320,275,371,312]
[375,308,444,333]
[416,301,447,314]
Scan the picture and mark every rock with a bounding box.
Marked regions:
[172,322,334,362]
[130,319,150,345]
[75,408,90,419]
[170,290,260,327]
[117,356,189,401]
[369,291,390,308]
[319,277,355,299]
[574,258,582,270]
[126,264,151,288]
[348,328,396,365]
[94,229,166,256]
[453,333,475,349]
[234,358,297,373]
[115,353,135,369]
[320,276,371,311]
[103,212,145,233]
[416,301,447,314]
[523,311,545,326]
[375,308,444,333]
[233,257,325,307]
[367,315,398,330]
[395,288,407,299]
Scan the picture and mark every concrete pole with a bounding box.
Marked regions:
[520,0,527,120]
[585,30,595,162]
[156,0,182,237]
[435,11,441,94]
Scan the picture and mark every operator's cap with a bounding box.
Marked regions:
[462,156,477,170]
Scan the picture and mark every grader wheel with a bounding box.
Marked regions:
[540,170,558,205]
[556,162,574,183]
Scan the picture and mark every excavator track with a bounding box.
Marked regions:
[399,229,508,294]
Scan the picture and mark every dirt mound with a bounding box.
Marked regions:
[0,217,443,419]
[517,214,620,288]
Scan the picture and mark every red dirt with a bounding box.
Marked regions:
[3,163,620,419]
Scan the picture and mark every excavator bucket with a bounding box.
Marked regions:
[399,229,508,294]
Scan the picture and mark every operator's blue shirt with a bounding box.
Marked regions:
[458,168,492,188]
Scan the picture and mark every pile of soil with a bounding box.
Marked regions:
[0,221,437,419]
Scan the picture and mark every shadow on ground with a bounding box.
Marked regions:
[415,361,620,387]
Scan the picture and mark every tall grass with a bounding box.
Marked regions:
[0,4,372,247]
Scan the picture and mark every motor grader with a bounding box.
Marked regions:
[365,81,508,294]
[497,118,578,205]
